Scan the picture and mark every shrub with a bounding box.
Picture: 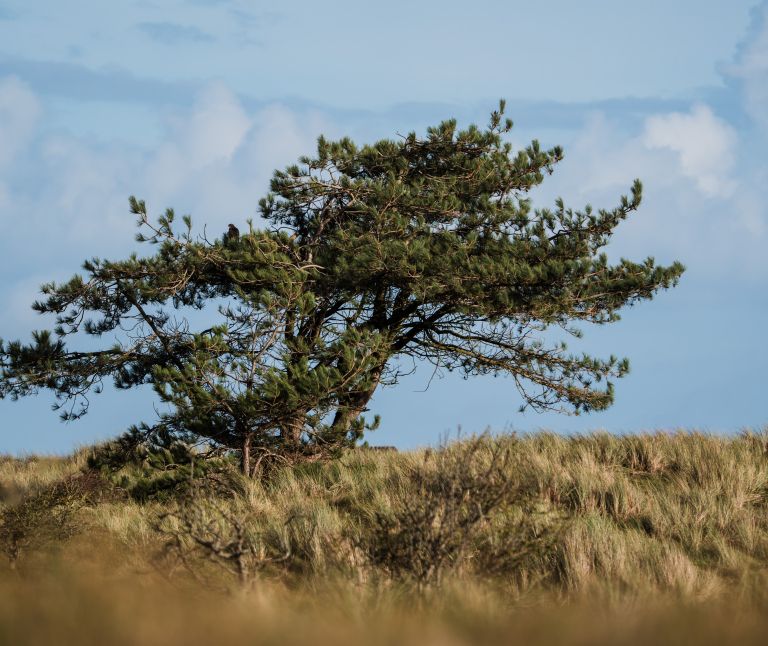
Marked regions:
[360,436,546,588]
[0,471,112,568]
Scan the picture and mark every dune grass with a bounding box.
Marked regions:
[2,430,768,644]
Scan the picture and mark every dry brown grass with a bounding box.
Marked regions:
[1,429,768,644]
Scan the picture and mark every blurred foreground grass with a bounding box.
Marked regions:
[2,430,768,645]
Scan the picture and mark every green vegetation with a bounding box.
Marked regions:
[0,104,683,471]
[2,430,768,645]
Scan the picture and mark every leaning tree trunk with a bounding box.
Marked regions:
[281,413,305,450]
[330,365,384,438]
[241,431,253,476]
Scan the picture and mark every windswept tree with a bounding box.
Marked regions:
[0,103,684,474]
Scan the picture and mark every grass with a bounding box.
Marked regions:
[2,430,768,644]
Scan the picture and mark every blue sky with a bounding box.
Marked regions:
[0,0,766,453]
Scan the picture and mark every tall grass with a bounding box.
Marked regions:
[2,430,768,644]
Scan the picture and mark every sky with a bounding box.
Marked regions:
[0,0,766,453]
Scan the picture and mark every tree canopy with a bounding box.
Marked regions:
[0,103,684,473]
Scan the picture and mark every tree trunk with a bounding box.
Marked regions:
[331,365,384,436]
[281,414,304,450]
[241,432,253,477]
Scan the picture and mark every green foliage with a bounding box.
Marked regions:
[0,103,684,472]
[88,428,237,502]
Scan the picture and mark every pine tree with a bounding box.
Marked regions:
[0,103,684,474]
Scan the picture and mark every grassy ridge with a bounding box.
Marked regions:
[2,430,768,644]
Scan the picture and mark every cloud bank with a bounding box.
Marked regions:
[1,43,767,335]
[0,78,335,337]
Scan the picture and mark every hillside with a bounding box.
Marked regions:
[2,430,768,645]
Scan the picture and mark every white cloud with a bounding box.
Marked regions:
[724,1,768,134]
[142,90,329,225]
[172,81,252,167]
[0,76,41,168]
[642,104,737,197]
[235,104,325,182]
[0,78,331,297]
[528,106,765,277]
[546,113,666,195]
[146,82,252,197]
